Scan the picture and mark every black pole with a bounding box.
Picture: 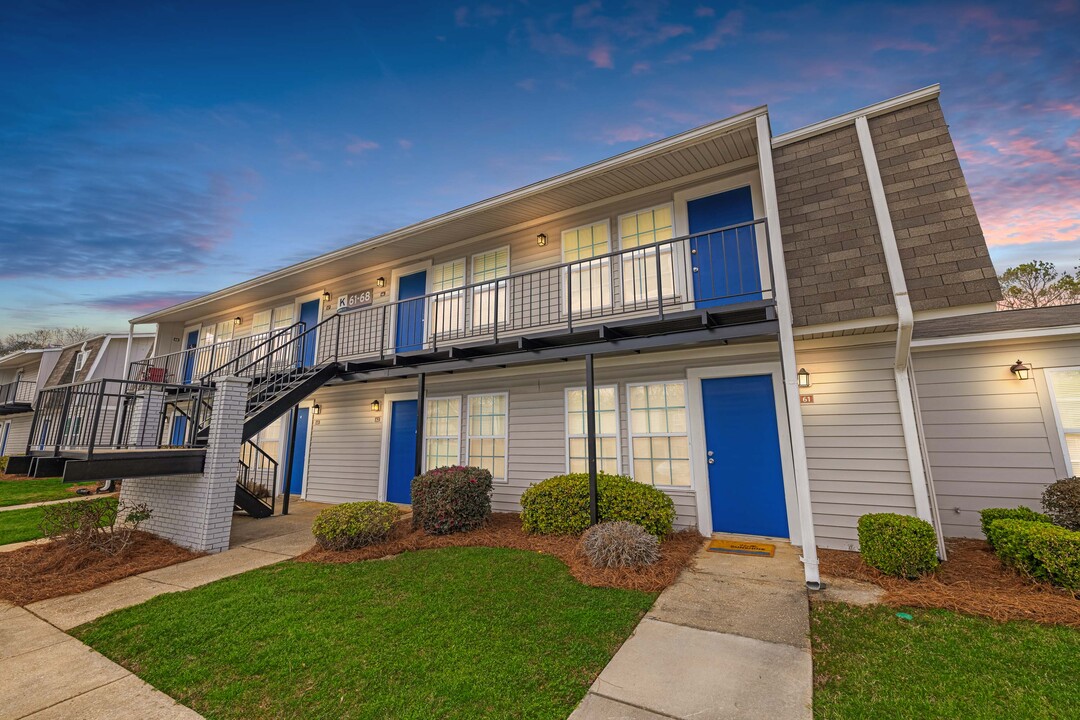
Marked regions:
[585,353,599,526]
[281,404,299,516]
[414,373,426,477]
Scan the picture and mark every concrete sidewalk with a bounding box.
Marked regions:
[571,539,813,720]
[0,493,118,513]
[2,500,325,719]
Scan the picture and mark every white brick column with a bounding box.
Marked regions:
[129,390,166,447]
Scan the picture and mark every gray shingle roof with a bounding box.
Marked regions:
[914,305,1080,339]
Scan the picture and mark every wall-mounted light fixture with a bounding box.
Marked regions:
[1010,359,1031,381]
[376,277,386,288]
[536,233,548,247]
[233,316,242,326]
[370,399,381,412]
[797,368,811,388]
[322,290,332,303]
[312,402,321,415]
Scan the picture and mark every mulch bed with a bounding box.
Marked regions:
[297,512,705,593]
[0,531,203,606]
[820,538,1080,628]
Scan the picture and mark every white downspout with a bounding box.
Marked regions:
[855,117,942,551]
[756,114,821,589]
[122,322,135,380]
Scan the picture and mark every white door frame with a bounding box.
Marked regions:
[377,391,419,502]
[388,260,433,353]
[686,362,802,543]
[0,420,10,456]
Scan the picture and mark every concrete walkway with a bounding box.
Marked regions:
[0,493,118,513]
[571,538,813,720]
[1,499,325,719]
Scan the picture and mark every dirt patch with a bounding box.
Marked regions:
[819,538,1080,628]
[297,513,704,593]
[0,531,203,605]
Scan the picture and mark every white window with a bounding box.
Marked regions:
[1048,368,1080,475]
[272,304,295,329]
[562,221,612,316]
[468,393,508,482]
[425,396,461,470]
[251,310,272,336]
[431,259,466,337]
[566,385,620,474]
[74,347,89,372]
[628,381,691,487]
[471,248,510,330]
[619,205,678,307]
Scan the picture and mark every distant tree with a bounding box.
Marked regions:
[0,326,94,356]
[998,260,1080,310]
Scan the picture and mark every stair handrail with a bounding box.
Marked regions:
[238,439,278,514]
[198,321,307,383]
[233,313,342,379]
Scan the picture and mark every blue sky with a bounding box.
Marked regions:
[1,0,1078,334]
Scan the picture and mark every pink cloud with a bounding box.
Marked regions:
[587,42,614,69]
[598,125,660,145]
[1047,101,1080,119]
[631,61,651,74]
[871,38,936,54]
[695,6,715,17]
[689,10,743,52]
[397,139,413,150]
[345,137,380,155]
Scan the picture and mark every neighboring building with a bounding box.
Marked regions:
[10,84,1078,588]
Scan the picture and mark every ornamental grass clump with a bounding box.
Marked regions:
[520,473,675,539]
[1042,477,1080,531]
[580,521,660,568]
[411,466,493,535]
[857,513,939,579]
[312,501,400,551]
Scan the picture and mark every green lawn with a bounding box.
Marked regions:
[0,477,98,507]
[76,547,655,720]
[0,506,50,545]
[812,602,1080,719]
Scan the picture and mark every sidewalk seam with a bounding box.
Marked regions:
[586,691,684,719]
[12,665,131,720]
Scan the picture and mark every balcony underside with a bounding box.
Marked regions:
[0,403,32,415]
[340,301,777,381]
[24,448,207,483]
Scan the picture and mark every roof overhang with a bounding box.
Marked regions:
[132,106,767,326]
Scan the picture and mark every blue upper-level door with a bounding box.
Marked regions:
[298,299,320,367]
[687,186,760,308]
[181,329,199,383]
[395,271,427,353]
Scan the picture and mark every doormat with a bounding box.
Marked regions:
[707,539,776,557]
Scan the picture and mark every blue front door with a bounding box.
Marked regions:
[0,422,9,455]
[170,413,188,446]
[395,271,427,353]
[702,375,789,537]
[38,420,49,450]
[687,186,760,307]
[298,300,320,367]
[285,407,310,495]
[182,329,199,383]
[386,399,418,504]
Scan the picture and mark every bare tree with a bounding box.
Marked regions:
[998,260,1080,310]
[0,326,95,355]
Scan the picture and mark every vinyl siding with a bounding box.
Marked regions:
[913,336,1080,538]
[795,337,915,549]
[2,413,34,457]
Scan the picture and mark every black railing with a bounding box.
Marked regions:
[0,379,36,406]
[238,440,277,514]
[27,379,214,458]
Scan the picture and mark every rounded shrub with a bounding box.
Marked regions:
[312,501,400,551]
[520,473,675,539]
[580,521,660,568]
[856,513,939,578]
[980,506,1051,548]
[1042,477,1080,531]
[411,466,493,535]
[989,518,1053,581]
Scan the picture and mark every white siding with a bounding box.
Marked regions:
[795,338,915,549]
[913,337,1080,538]
[2,413,35,458]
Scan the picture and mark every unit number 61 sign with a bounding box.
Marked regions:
[337,289,373,311]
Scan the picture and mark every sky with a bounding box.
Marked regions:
[1,0,1078,335]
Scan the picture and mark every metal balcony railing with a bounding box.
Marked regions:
[0,379,36,406]
[238,440,277,514]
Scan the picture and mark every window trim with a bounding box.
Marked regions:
[564,384,621,475]
[422,394,462,472]
[430,258,467,339]
[616,203,675,251]
[470,246,511,330]
[561,219,614,316]
[625,380,692,490]
[466,391,510,484]
[616,203,683,306]
[561,219,611,263]
[1045,366,1080,476]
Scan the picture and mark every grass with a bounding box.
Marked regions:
[812,602,1080,719]
[76,546,655,720]
[0,477,97,507]
[0,496,118,546]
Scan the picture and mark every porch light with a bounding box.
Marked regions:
[536,233,547,247]
[797,368,811,388]
[1010,359,1031,380]
[312,402,321,415]
[376,277,386,288]
[370,399,381,412]
[322,290,331,302]
[233,316,242,326]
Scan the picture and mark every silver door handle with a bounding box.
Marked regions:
[708,458,714,464]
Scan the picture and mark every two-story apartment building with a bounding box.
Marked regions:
[10,84,1080,588]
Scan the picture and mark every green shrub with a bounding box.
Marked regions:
[988,519,1049,580]
[989,519,1080,592]
[312,501,400,550]
[1042,477,1080,531]
[857,513,939,578]
[980,507,1051,548]
[0,455,8,474]
[411,466,492,535]
[520,473,675,539]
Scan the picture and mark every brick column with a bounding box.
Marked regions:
[129,390,166,447]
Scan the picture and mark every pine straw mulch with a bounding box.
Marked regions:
[819,538,1080,628]
[0,531,203,606]
[296,512,706,593]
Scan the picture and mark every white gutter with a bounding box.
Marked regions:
[121,323,135,380]
[855,116,943,553]
[756,114,821,589]
[774,84,940,148]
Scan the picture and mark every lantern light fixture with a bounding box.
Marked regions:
[312,402,321,415]
[370,399,381,412]
[322,290,332,302]
[536,233,548,247]
[797,368,811,388]
[233,316,242,326]
[1010,359,1031,381]
[376,277,386,288]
